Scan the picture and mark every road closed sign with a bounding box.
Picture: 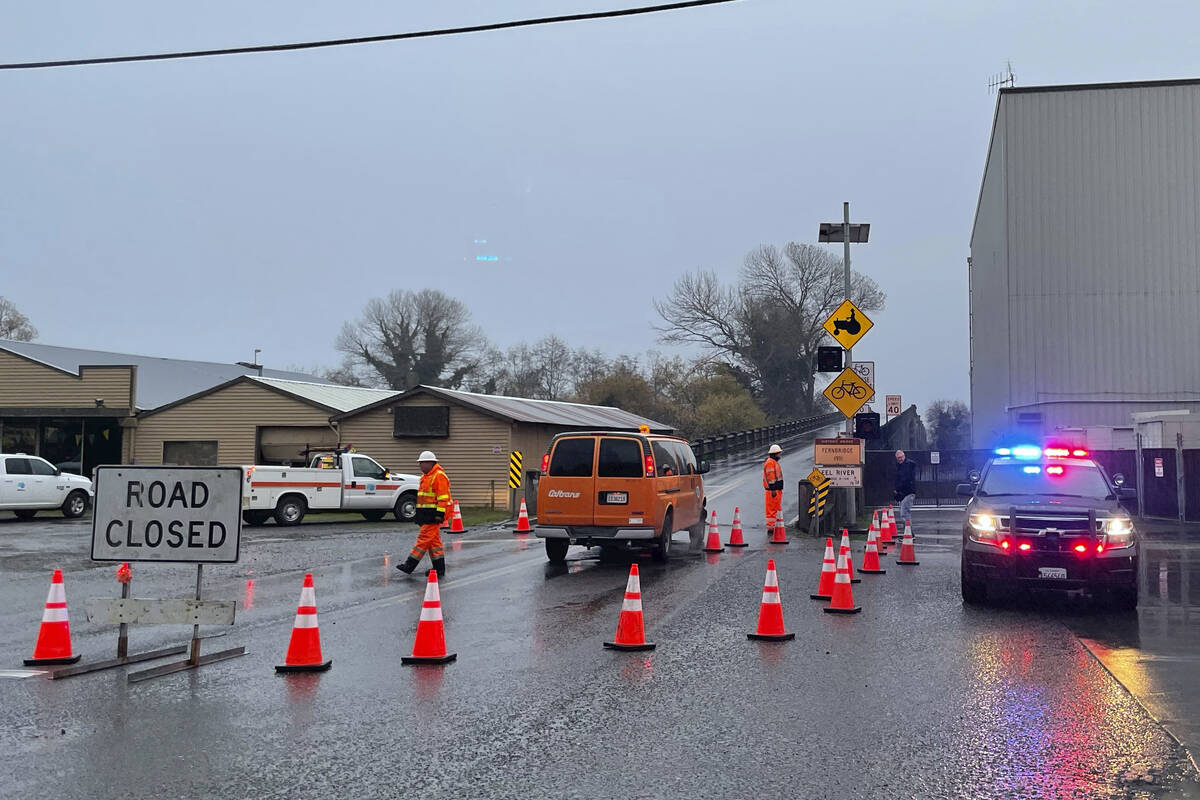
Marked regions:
[91,466,242,563]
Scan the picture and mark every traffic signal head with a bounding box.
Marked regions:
[855,412,881,439]
[817,347,843,372]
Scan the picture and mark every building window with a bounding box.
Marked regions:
[393,406,450,439]
[0,419,37,454]
[163,441,218,466]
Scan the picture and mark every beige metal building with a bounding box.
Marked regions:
[334,386,672,509]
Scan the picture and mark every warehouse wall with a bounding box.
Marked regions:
[337,397,513,509]
[970,82,1200,446]
[0,349,134,411]
[134,383,330,465]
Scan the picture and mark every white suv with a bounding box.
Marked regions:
[0,453,94,520]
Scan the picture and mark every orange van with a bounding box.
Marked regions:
[534,431,710,563]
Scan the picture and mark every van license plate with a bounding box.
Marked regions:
[1038,567,1067,579]
[606,492,628,505]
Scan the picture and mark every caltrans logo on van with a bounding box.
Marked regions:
[547,489,582,499]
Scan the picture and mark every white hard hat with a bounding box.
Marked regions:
[417,450,438,463]
[768,444,782,455]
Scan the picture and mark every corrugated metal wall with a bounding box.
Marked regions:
[336,397,513,509]
[971,83,1200,445]
[133,383,331,465]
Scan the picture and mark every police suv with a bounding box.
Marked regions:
[957,445,1138,609]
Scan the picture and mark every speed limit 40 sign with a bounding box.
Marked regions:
[885,394,902,419]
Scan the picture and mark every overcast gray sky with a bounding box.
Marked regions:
[3,0,1197,412]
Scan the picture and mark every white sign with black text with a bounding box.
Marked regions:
[851,361,874,388]
[822,466,863,488]
[930,451,941,465]
[885,394,902,419]
[91,466,242,563]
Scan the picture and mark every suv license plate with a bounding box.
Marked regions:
[1039,567,1067,580]
[606,492,628,505]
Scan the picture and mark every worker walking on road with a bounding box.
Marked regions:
[763,444,784,534]
[397,450,451,578]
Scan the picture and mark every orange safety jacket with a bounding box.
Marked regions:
[763,457,784,493]
[415,465,451,525]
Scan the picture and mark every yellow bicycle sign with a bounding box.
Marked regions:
[822,367,875,418]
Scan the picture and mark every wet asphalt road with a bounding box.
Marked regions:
[1,429,1199,800]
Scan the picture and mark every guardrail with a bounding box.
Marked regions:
[689,412,843,462]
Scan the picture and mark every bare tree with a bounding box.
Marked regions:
[0,296,37,341]
[336,289,484,390]
[655,242,884,417]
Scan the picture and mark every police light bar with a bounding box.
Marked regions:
[1011,445,1041,459]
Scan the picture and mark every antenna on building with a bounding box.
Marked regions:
[236,349,264,377]
[988,60,1016,94]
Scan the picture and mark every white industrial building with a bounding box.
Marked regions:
[969,78,1200,448]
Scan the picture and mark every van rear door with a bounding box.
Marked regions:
[594,437,648,528]
[540,437,597,525]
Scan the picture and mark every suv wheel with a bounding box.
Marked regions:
[961,575,988,605]
[652,512,673,563]
[545,539,569,564]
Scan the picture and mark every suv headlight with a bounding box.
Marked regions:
[968,512,1000,541]
[1101,516,1135,549]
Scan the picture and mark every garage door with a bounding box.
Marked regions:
[258,426,338,465]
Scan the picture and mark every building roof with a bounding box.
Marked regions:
[249,377,399,413]
[0,339,331,410]
[999,77,1200,96]
[336,384,674,432]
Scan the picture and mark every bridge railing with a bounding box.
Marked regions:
[690,412,843,462]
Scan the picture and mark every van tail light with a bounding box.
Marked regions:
[644,454,655,478]
[541,453,550,473]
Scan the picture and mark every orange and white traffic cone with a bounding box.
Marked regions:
[896,522,920,566]
[824,551,862,614]
[769,512,789,544]
[859,526,886,574]
[810,538,837,600]
[604,564,655,651]
[726,507,748,548]
[868,510,884,551]
[838,528,860,583]
[748,558,795,641]
[24,569,81,666]
[275,573,332,672]
[880,507,896,548]
[448,502,466,534]
[703,510,725,553]
[514,498,532,533]
[402,570,457,664]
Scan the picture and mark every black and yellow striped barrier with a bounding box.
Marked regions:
[508,451,523,489]
[808,479,831,516]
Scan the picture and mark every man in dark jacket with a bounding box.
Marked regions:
[894,450,917,528]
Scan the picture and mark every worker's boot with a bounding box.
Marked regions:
[430,558,446,580]
[396,556,420,575]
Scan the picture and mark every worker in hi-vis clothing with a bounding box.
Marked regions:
[397,450,451,578]
[763,444,784,532]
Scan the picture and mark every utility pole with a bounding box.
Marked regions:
[841,202,856,525]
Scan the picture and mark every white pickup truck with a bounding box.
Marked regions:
[1,453,94,520]
[241,451,420,526]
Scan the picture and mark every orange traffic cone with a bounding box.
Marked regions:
[879,507,896,548]
[896,522,920,565]
[402,570,457,664]
[448,502,466,534]
[810,538,837,600]
[824,551,862,614]
[769,512,789,544]
[868,510,883,550]
[25,569,81,665]
[604,564,655,651]
[275,573,332,672]
[839,529,860,583]
[748,558,795,641]
[514,498,532,533]
[726,507,748,547]
[703,510,725,553]
[859,526,886,574]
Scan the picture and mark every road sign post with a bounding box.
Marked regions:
[90,465,246,682]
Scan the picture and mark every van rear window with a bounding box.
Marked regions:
[599,438,643,478]
[549,438,595,477]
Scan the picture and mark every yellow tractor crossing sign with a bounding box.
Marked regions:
[822,367,875,419]
[508,451,523,489]
[822,299,874,350]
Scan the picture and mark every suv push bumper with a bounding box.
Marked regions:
[535,525,657,541]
